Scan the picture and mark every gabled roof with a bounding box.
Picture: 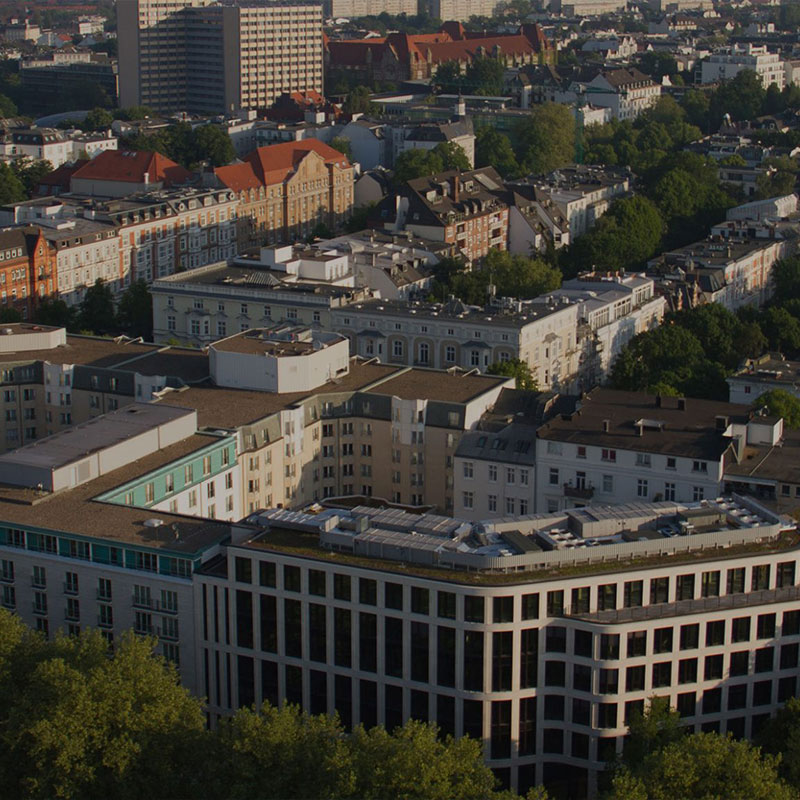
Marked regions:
[215,141,351,192]
[71,150,191,186]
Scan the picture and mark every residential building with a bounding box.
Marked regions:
[507,165,632,254]
[426,0,505,21]
[331,295,582,391]
[325,23,553,86]
[2,187,239,291]
[317,229,447,301]
[327,0,417,15]
[0,127,118,170]
[0,227,57,318]
[69,150,192,198]
[647,222,797,311]
[551,0,627,15]
[727,354,800,406]
[338,117,475,172]
[379,167,508,262]
[150,260,371,346]
[701,45,786,90]
[118,0,324,114]
[212,140,355,250]
[581,36,638,61]
[535,389,755,513]
[199,493,797,797]
[584,69,662,121]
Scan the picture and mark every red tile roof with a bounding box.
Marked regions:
[36,159,88,196]
[215,140,351,193]
[71,150,191,186]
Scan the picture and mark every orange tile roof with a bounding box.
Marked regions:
[214,162,260,193]
[71,150,191,185]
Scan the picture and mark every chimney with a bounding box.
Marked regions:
[452,174,460,202]
[677,398,686,411]
[655,395,662,408]
[602,419,610,432]
[635,421,643,437]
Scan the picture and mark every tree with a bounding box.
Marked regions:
[78,279,116,335]
[432,141,470,171]
[774,256,800,299]
[0,612,209,800]
[710,69,766,127]
[515,103,574,175]
[756,390,800,428]
[11,158,53,198]
[83,107,114,131]
[474,127,518,178]
[435,61,464,94]
[756,156,798,200]
[35,297,76,330]
[621,697,685,768]
[0,93,17,117]
[464,56,504,95]
[118,106,153,121]
[192,124,235,167]
[0,161,25,205]
[756,696,800,790]
[116,280,153,340]
[487,358,538,390]
[680,89,711,132]
[343,86,376,115]
[0,308,21,323]
[330,136,353,160]
[393,148,444,183]
[612,733,793,800]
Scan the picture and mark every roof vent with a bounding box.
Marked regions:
[143,518,164,528]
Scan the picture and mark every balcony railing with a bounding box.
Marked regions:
[564,483,594,500]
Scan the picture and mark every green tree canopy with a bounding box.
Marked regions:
[0,611,208,800]
[343,86,376,115]
[78,279,117,335]
[756,389,800,428]
[393,148,444,184]
[487,358,538,390]
[192,124,235,167]
[515,102,575,175]
[464,56,505,96]
[0,161,25,205]
[474,126,519,178]
[710,69,766,127]
[330,136,353,160]
[116,280,154,340]
[83,107,114,131]
[34,297,76,330]
[612,733,793,800]
[755,696,800,790]
[432,141,470,171]
[11,158,53,198]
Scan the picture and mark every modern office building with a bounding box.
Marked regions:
[195,494,799,797]
[118,0,324,114]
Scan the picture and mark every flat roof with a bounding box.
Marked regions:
[0,335,159,368]
[157,360,402,427]
[369,368,509,404]
[539,387,752,460]
[0,403,193,472]
[0,433,231,551]
[113,348,211,383]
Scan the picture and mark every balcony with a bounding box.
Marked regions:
[564,483,594,500]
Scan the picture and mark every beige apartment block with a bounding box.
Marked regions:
[328,0,417,16]
[119,0,324,114]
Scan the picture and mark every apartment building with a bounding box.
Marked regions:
[331,295,582,392]
[2,186,239,293]
[328,0,416,14]
[0,227,56,318]
[534,389,759,514]
[727,354,800,405]
[648,224,796,312]
[150,259,370,346]
[584,69,661,122]
[381,168,509,262]
[118,0,324,114]
[197,494,798,797]
[701,44,786,90]
[508,166,632,248]
[0,126,118,170]
[213,140,355,250]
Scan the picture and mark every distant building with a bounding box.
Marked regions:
[212,139,355,250]
[118,0,324,114]
[701,44,786,90]
[727,354,800,405]
[327,0,417,16]
[585,68,661,121]
[378,167,508,262]
[19,54,118,112]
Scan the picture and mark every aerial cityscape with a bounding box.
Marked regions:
[0,0,800,797]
